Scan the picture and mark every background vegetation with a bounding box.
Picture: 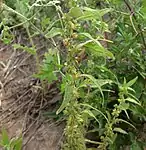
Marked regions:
[0,0,146,149]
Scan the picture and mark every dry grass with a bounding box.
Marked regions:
[0,30,64,150]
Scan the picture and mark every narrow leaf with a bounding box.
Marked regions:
[127,77,138,87]
[80,104,109,123]
[117,119,136,129]
[13,44,36,55]
[125,98,141,106]
[113,127,128,134]
[79,74,104,99]
[56,84,74,114]
[46,27,63,38]
[0,128,9,146]
[83,110,100,126]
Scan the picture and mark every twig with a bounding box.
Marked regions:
[22,122,42,149]
[22,90,41,132]
[0,89,30,116]
[0,97,33,123]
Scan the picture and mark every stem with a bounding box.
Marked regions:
[123,0,146,50]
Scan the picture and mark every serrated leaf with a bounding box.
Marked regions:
[34,50,59,83]
[113,127,128,134]
[46,27,63,38]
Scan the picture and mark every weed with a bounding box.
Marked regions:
[0,128,22,150]
[0,0,146,150]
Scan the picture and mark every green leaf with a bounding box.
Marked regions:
[79,79,112,88]
[79,32,96,41]
[46,27,63,38]
[109,0,122,4]
[127,77,138,87]
[124,110,130,119]
[77,40,93,49]
[13,44,36,55]
[125,98,141,106]
[15,0,29,16]
[130,141,143,150]
[14,137,22,150]
[56,84,74,114]
[77,7,101,20]
[77,7,112,21]
[83,110,100,125]
[119,103,129,110]
[99,8,113,16]
[77,40,114,59]
[87,148,98,150]
[117,119,136,129]
[10,137,22,150]
[0,128,9,146]
[85,42,115,59]
[113,127,128,134]
[80,104,109,123]
[34,50,60,83]
[68,7,83,18]
[85,139,102,145]
[42,111,63,120]
[141,0,146,19]
[34,68,57,83]
[79,74,104,98]
[41,17,50,29]
[79,32,102,46]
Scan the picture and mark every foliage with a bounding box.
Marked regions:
[0,0,146,150]
[0,128,22,150]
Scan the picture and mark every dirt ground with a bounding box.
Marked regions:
[0,32,64,150]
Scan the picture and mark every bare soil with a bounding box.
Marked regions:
[0,32,64,150]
